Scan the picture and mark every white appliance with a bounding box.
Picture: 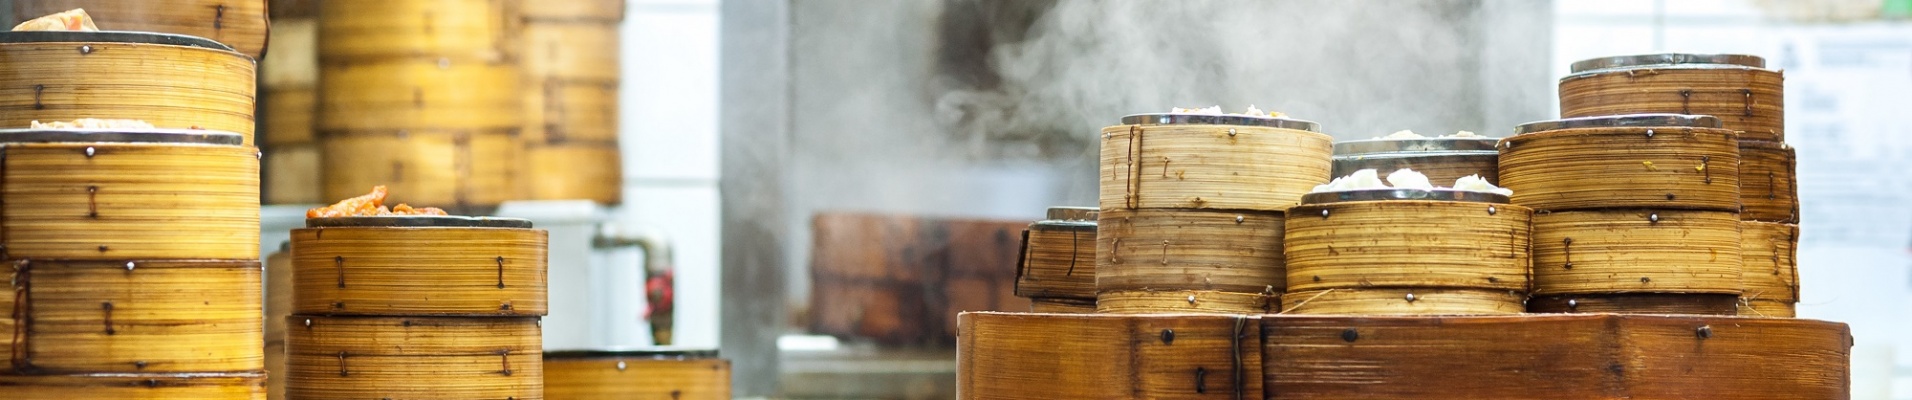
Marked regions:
[496,200,672,351]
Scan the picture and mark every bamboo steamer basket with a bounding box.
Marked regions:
[0,129,259,260]
[3,259,262,373]
[958,312,1262,399]
[520,22,619,83]
[517,0,625,21]
[291,216,547,316]
[1262,314,1849,399]
[1100,114,1332,211]
[1280,288,1525,315]
[1741,221,1798,305]
[284,315,543,399]
[1528,293,1741,315]
[318,0,520,62]
[262,19,319,89]
[1096,290,1272,315]
[1016,207,1096,299]
[317,59,522,132]
[320,129,520,210]
[525,80,618,143]
[1331,136,1500,185]
[0,31,257,145]
[1560,54,1784,142]
[263,143,321,204]
[1501,114,1740,212]
[264,341,286,400]
[1097,208,1284,293]
[12,0,270,59]
[1531,209,1742,296]
[265,244,292,341]
[0,372,265,399]
[1285,190,1531,294]
[523,142,620,203]
[544,348,730,400]
[1028,298,1096,313]
[262,87,316,146]
[1739,140,1799,222]
[1738,299,1796,318]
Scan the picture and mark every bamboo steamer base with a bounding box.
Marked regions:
[0,372,265,399]
[1531,209,1743,296]
[544,353,730,399]
[1279,288,1524,315]
[1527,294,1741,315]
[1096,290,1272,314]
[1027,298,1096,314]
[1559,66,1785,142]
[1096,208,1286,293]
[524,81,618,143]
[1498,126,1740,212]
[1284,200,1531,292]
[318,60,522,132]
[1099,124,1333,211]
[290,226,549,316]
[264,144,323,204]
[1017,224,1096,299]
[523,142,621,204]
[1,142,261,260]
[12,0,270,59]
[958,312,1262,399]
[5,259,263,373]
[1737,299,1797,318]
[284,315,543,399]
[321,129,521,210]
[1739,140,1799,222]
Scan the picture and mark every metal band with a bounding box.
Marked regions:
[1569,53,1766,73]
[1301,189,1510,205]
[0,129,244,145]
[0,31,235,52]
[1119,114,1320,132]
[1514,114,1722,135]
[543,348,721,360]
[1333,137,1498,155]
[1044,206,1097,222]
[305,216,535,229]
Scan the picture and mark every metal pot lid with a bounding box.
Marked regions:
[1333,137,1499,155]
[1569,53,1765,73]
[0,30,235,52]
[1301,188,1510,205]
[305,215,534,229]
[0,128,244,145]
[1044,206,1096,222]
[1513,114,1721,136]
[544,347,721,360]
[1119,113,1320,132]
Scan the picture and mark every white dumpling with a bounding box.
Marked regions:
[1386,169,1434,190]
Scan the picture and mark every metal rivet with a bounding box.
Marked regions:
[1160,329,1175,344]
[1235,215,1245,223]
[1340,328,1359,342]
[1320,209,1330,218]
[1227,128,1237,137]
[1696,325,1713,339]
[1649,213,1660,223]
[1185,295,1197,304]
[124,262,134,271]
[134,360,146,369]
[1646,128,1656,138]
[1404,293,1417,302]
[1640,277,1651,283]
[1487,206,1497,215]
[616,361,627,371]
[1103,132,1110,139]
[1567,299,1579,308]
[84,147,95,157]
[79,45,92,54]
[256,151,264,160]
[303,318,312,327]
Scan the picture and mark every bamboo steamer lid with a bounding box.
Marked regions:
[1016,207,1096,299]
[1096,290,1272,314]
[0,31,257,145]
[12,0,271,59]
[543,348,730,400]
[318,0,520,62]
[1738,299,1796,318]
[1331,136,1500,185]
[1531,209,1743,296]
[516,0,625,21]
[1262,314,1849,399]
[320,129,521,209]
[1561,54,1784,142]
[1741,221,1799,304]
[523,142,620,203]
[284,315,543,399]
[262,19,319,89]
[1028,297,1096,313]
[291,216,547,316]
[525,80,619,143]
[1285,191,1531,293]
[958,312,1262,399]
[1527,293,1741,315]
[0,372,265,399]
[1501,114,1740,212]
[1097,208,1285,293]
[1100,114,1332,211]
[2,259,263,373]
[318,59,522,132]
[1738,140,1799,222]
[520,22,619,83]
[263,143,321,204]
[1279,288,1525,315]
[0,129,259,260]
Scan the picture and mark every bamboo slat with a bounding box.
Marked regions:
[1532,209,1743,295]
[1,143,259,260]
[1527,294,1741,315]
[1099,124,1332,211]
[1016,223,1096,299]
[1560,66,1785,142]
[544,350,730,400]
[1741,221,1799,303]
[1096,208,1284,293]
[523,142,621,203]
[290,226,548,316]
[1500,126,1739,212]
[318,0,520,62]
[0,41,257,144]
[957,312,1262,399]
[1027,298,1096,313]
[520,22,619,83]
[5,259,263,373]
[1737,299,1796,318]
[1331,154,1497,186]
[263,143,322,204]
[525,80,619,143]
[1095,290,1272,315]
[0,372,265,399]
[262,87,317,146]
[1261,314,1848,399]
[1284,200,1531,292]
[1738,140,1799,222]
[1278,288,1524,315]
[317,60,522,132]
[262,19,319,89]
[12,0,271,59]
[283,315,543,399]
[516,0,625,21]
[320,129,521,209]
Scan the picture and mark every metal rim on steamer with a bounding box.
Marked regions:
[1569,53,1766,73]
[1332,137,1499,155]
[1513,113,1722,136]
[544,347,720,360]
[306,215,535,229]
[1301,188,1510,204]
[1043,206,1097,222]
[1119,113,1320,132]
[0,128,244,145]
[0,30,236,52]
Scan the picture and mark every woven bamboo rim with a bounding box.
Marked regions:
[263,143,322,204]
[12,0,271,59]
[5,259,263,373]
[1262,314,1847,398]
[318,60,523,132]
[523,142,621,204]
[1737,299,1797,318]
[1097,208,1285,293]
[1738,140,1799,222]
[1331,153,1498,186]
[525,80,619,143]
[1,142,259,260]
[1096,290,1272,315]
[320,129,521,208]
[0,372,265,399]
[1027,297,1096,314]
[1099,124,1332,211]
[1741,221,1798,303]
[958,312,1262,399]
[318,0,521,63]
[262,87,317,146]
[1526,293,1741,315]
[518,0,626,22]
[1285,200,1531,292]
[1016,223,1096,299]
[1531,209,1742,295]
[1560,66,1785,142]
[0,41,257,145]
[544,352,730,399]
[1500,126,1739,212]
[290,226,548,316]
[263,19,319,88]
[1278,288,1524,316]
[283,315,542,399]
[521,22,620,83]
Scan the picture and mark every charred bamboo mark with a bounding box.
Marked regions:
[337,351,349,376]
[496,256,507,289]
[1679,89,1693,114]
[86,186,98,218]
[213,4,227,30]
[32,85,44,110]
[1562,237,1574,270]
[335,256,346,288]
[101,302,114,334]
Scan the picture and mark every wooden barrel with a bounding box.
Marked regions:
[284,315,543,399]
[318,0,520,63]
[1096,208,1285,293]
[0,129,259,260]
[1531,209,1742,297]
[1096,290,1272,314]
[1738,140,1799,222]
[11,0,271,59]
[0,31,257,145]
[544,348,731,400]
[1261,314,1849,399]
[1016,207,1096,300]
[1500,114,1740,212]
[958,312,1262,399]
[1331,136,1500,185]
[1528,293,1741,315]
[1741,221,1798,309]
[290,216,548,316]
[1279,288,1526,315]
[3,259,263,373]
[0,372,265,399]
[320,129,521,210]
[1284,192,1531,294]
[1560,54,1784,142]
[1100,114,1332,211]
[1028,298,1096,313]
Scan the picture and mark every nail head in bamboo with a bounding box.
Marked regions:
[263,143,322,204]
[1737,299,1797,318]
[1262,314,1848,399]
[12,0,271,59]
[1100,114,1332,211]
[1096,208,1285,293]
[523,142,621,203]
[317,59,523,132]
[1531,209,1743,296]
[1028,297,1096,313]
[4,259,263,373]
[263,19,319,89]
[1741,221,1799,304]
[1285,198,1532,293]
[1095,290,1272,314]
[290,218,548,316]
[1561,54,1784,142]
[1738,140,1799,222]
[1279,288,1524,315]
[0,131,260,260]
[958,312,1262,399]
[318,0,521,63]
[525,80,620,143]
[0,372,266,399]
[0,32,258,145]
[320,129,522,209]
[284,315,543,400]
[544,349,730,400]
[1331,136,1500,185]
[1017,207,1097,299]
[1502,114,1740,212]
[516,0,626,22]
[1527,293,1741,315]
